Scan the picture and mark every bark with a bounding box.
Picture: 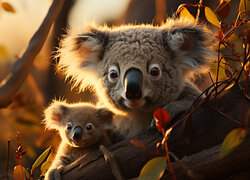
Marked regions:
[0,0,64,108]
[61,81,250,180]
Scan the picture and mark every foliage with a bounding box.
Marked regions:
[220,128,247,159]
[135,0,249,179]
[13,137,53,180]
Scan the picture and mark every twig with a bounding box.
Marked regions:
[0,0,65,108]
[207,104,241,125]
[100,145,125,180]
[195,0,203,23]
[169,152,197,180]
[6,139,10,180]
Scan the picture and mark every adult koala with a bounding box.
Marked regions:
[57,18,215,139]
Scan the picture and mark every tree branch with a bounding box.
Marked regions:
[61,80,250,179]
[0,0,64,108]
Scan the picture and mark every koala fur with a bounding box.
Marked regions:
[43,101,113,180]
[57,18,215,138]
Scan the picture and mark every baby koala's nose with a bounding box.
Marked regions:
[73,126,82,141]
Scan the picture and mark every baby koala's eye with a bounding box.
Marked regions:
[86,123,94,131]
[66,123,72,131]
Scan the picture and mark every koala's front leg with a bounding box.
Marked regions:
[45,157,70,180]
[150,84,202,131]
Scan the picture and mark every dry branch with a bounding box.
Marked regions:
[0,0,64,108]
[61,80,250,180]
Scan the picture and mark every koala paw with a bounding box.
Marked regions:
[46,168,62,180]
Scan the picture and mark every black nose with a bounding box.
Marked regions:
[124,68,143,100]
[73,126,82,141]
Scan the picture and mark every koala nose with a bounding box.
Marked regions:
[73,126,82,141]
[124,68,143,100]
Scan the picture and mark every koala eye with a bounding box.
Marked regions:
[148,64,161,79]
[66,123,72,131]
[108,66,119,82]
[86,123,94,131]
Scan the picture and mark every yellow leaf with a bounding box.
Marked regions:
[32,146,51,170]
[138,156,166,180]
[239,0,250,11]
[220,128,247,159]
[40,151,54,176]
[210,56,228,81]
[1,2,15,13]
[0,45,8,59]
[13,165,29,180]
[227,34,244,56]
[205,6,220,28]
[179,7,195,22]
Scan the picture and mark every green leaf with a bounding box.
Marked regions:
[179,7,195,21]
[138,156,166,180]
[41,150,54,176]
[220,128,247,159]
[13,165,29,180]
[32,146,51,170]
[205,6,220,27]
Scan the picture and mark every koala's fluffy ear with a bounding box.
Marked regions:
[162,19,215,73]
[57,28,108,90]
[43,101,68,130]
[97,108,114,127]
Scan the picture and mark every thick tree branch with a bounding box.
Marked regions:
[0,0,64,108]
[61,80,250,180]
[164,132,250,179]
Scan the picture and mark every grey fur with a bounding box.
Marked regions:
[57,18,215,138]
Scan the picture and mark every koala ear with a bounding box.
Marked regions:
[57,28,108,91]
[97,108,114,126]
[43,101,68,130]
[163,20,215,73]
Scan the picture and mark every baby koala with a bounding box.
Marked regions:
[43,101,113,180]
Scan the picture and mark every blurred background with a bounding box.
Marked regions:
[0,0,241,177]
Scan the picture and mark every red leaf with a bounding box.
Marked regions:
[214,0,231,18]
[218,29,223,41]
[153,108,171,135]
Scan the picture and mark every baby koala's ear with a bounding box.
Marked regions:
[97,108,114,127]
[43,101,68,130]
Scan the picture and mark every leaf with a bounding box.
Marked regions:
[239,0,250,18]
[41,151,54,176]
[13,165,29,180]
[1,2,15,13]
[214,0,231,18]
[210,56,228,81]
[205,6,220,28]
[161,127,173,145]
[0,45,8,59]
[227,34,244,56]
[153,108,171,135]
[179,7,195,21]
[130,139,148,153]
[220,128,247,159]
[138,157,166,180]
[32,146,51,170]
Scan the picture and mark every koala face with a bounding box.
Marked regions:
[57,18,214,116]
[99,28,183,113]
[44,101,113,148]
